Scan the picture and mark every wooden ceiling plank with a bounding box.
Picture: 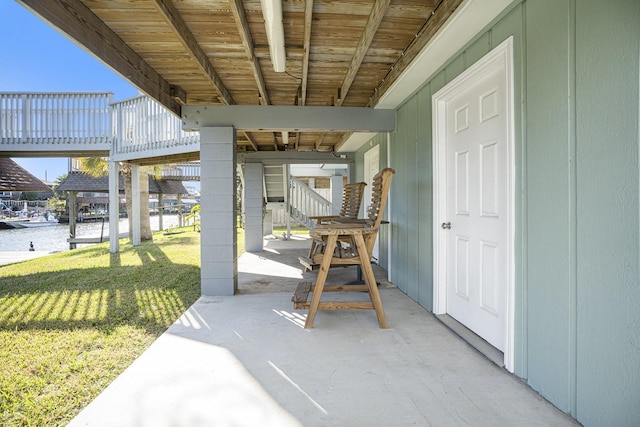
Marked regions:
[301,0,314,106]
[243,131,260,151]
[368,0,463,107]
[315,132,327,151]
[17,0,182,116]
[229,0,270,105]
[335,0,391,106]
[152,0,234,105]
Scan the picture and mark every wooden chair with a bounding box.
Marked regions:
[292,168,395,328]
[300,181,366,271]
[307,182,367,225]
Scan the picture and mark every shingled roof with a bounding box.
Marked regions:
[0,158,53,192]
[55,171,187,195]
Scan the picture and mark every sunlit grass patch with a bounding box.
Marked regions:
[0,228,202,426]
[273,226,310,235]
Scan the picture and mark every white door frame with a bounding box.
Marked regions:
[432,37,515,372]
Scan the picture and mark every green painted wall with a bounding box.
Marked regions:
[525,0,575,410]
[360,0,640,425]
[354,133,390,268]
[575,0,639,425]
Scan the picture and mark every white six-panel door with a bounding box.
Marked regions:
[433,38,514,367]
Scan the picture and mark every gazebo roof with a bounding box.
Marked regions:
[0,158,53,192]
[55,171,188,195]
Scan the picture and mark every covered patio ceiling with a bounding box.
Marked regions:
[18,0,463,154]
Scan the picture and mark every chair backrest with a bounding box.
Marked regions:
[364,168,395,230]
[340,182,367,219]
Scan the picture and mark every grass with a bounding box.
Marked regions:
[0,228,204,426]
[272,226,310,235]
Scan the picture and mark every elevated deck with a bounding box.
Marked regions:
[0,92,201,168]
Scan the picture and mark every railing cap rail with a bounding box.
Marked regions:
[0,91,114,97]
[110,94,157,106]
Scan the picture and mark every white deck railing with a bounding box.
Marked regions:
[0,92,112,145]
[160,162,201,180]
[111,95,199,156]
[289,176,331,228]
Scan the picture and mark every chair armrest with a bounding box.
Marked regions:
[311,226,378,236]
[314,222,367,230]
[330,218,368,224]
[308,215,340,221]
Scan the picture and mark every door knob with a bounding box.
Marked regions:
[441,222,451,230]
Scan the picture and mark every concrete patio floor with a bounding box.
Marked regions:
[68,235,579,427]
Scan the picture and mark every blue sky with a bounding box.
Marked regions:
[1,1,139,182]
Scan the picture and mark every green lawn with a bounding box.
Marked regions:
[273,226,310,235]
[0,228,205,426]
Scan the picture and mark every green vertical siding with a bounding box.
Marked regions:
[525,0,574,411]
[575,0,640,425]
[394,105,410,293]
[354,133,390,268]
[416,88,433,308]
[358,0,640,425]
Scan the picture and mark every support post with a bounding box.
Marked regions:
[200,127,238,296]
[158,193,164,231]
[68,191,77,250]
[263,210,273,236]
[109,161,120,253]
[285,164,291,239]
[330,175,344,216]
[243,163,264,252]
[131,165,141,246]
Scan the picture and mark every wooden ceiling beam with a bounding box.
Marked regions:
[368,0,464,107]
[17,0,183,116]
[335,0,391,107]
[230,0,270,106]
[152,0,234,105]
[301,0,314,106]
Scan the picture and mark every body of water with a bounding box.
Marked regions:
[0,215,182,253]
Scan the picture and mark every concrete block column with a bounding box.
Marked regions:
[200,127,238,296]
[330,175,344,216]
[243,163,264,252]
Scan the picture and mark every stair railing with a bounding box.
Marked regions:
[288,176,332,229]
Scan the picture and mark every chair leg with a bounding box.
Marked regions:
[354,234,388,328]
[305,234,338,328]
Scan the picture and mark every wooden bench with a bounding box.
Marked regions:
[293,168,395,328]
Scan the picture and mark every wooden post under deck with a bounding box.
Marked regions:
[68,191,77,250]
